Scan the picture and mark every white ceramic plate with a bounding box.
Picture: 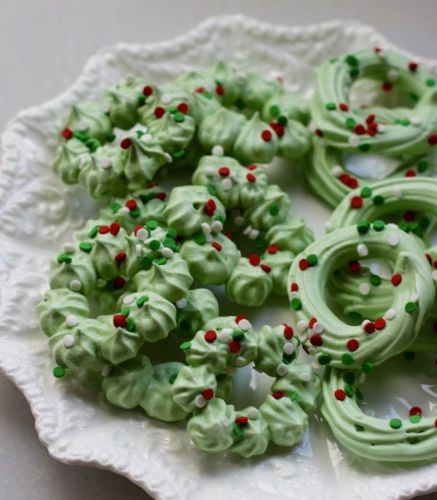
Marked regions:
[1,15,437,500]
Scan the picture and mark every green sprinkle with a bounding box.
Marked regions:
[86,138,99,152]
[269,204,279,216]
[121,306,131,316]
[355,389,364,400]
[232,423,243,438]
[417,161,429,173]
[168,106,178,114]
[362,361,374,374]
[172,148,185,159]
[404,351,415,361]
[194,232,206,245]
[409,415,421,424]
[173,111,185,123]
[373,195,384,206]
[136,295,149,307]
[180,341,192,351]
[277,115,288,126]
[360,187,372,198]
[149,239,160,250]
[130,207,141,218]
[214,214,225,223]
[232,330,245,341]
[344,384,354,398]
[179,319,191,331]
[57,254,72,264]
[349,67,360,78]
[405,301,417,313]
[166,227,177,239]
[345,54,359,66]
[341,353,354,365]
[89,225,99,238]
[53,366,65,378]
[110,202,122,213]
[135,129,144,138]
[355,424,365,432]
[357,220,370,234]
[389,418,402,429]
[282,354,295,365]
[146,220,158,230]
[156,257,167,266]
[426,78,436,87]
[398,118,410,126]
[140,256,153,270]
[126,318,136,332]
[79,242,92,253]
[270,105,280,117]
[139,192,156,203]
[207,184,218,196]
[73,130,88,142]
[358,143,371,153]
[290,298,302,310]
[254,237,268,251]
[346,117,356,129]
[168,373,177,384]
[318,353,331,366]
[163,237,176,249]
[137,95,146,106]
[373,220,385,231]
[325,102,336,111]
[370,274,382,286]
[344,372,356,384]
[307,254,318,266]
[287,391,299,401]
[419,216,431,229]
[202,90,213,99]
[106,132,116,142]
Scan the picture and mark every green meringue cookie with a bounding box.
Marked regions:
[180,232,240,285]
[226,257,273,306]
[133,254,193,302]
[174,70,214,95]
[172,364,217,413]
[262,88,309,124]
[90,227,128,280]
[53,138,90,184]
[261,249,295,296]
[255,324,300,377]
[147,111,195,154]
[187,398,236,452]
[271,363,321,413]
[188,91,221,123]
[237,165,269,208]
[78,145,126,199]
[207,61,243,107]
[65,102,112,144]
[163,186,226,237]
[173,288,219,339]
[102,355,153,409]
[244,184,290,231]
[50,249,97,296]
[118,291,177,343]
[233,112,278,164]
[241,73,281,111]
[198,108,246,154]
[266,216,314,255]
[139,362,189,422]
[230,409,270,457]
[104,76,149,129]
[259,394,308,446]
[276,119,311,160]
[37,288,90,337]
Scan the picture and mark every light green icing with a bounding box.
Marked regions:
[244,184,290,231]
[65,101,112,144]
[88,284,134,315]
[226,258,273,306]
[147,111,195,153]
[37,288,90,337]
[241,73,281,111]
[276,120,311,160]
[187,398,236,452]
[198,108,246,154]
[50,250,97,296]
[259,394,308,446]
[173,288,219,339]
[53,138,90,185]
[262,88,309,124]
[139,362,189,422]
[118,291,176,343]
[310,49,437,156]
[266,216,315,255]
[237,165,269,208]
[230,410,270,457]
[207,61,243,107]
[163,186,226,237]
[288,225,435,368]
[215,374,233,402]
[255,325,300,377]
[174,70,214,95]
[262,249,295,296]
[102,355,153,409]
[90,228,128,280]
[180,233,240,285]
[172,364,217,413]
[133,254,193,302]
[188,91,221,123]
[233,112,278,164]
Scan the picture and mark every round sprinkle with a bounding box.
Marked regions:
[238,319,252,331]
[283,342,295,355]
[247,407,259,420]
[405,302,417,314]
[389,418,402,429]
[194,394,206,408]
[218,328,233,343]
[388,234,400,246]
[357,244,368,257]
[359,283,370,295]
[335,389,347,401]
[373,220,385,231]
[307,254,318,266]
[385,309,397,320]
[204,330,217,343]
[351,196,363,209]
[69,280,81,292]
[362,361,374,373]
[212,145,224,156]
[341,353,354,365]
[357,220,370,234]
[409,406,422,417]
[290,298,302,310]
[63,334,75,348]
[53,366,65,378]
[276,364,289,376]
[310,334,323,346]
[66,314,78,327]
[331,165,343,177]
[318,353,332,365]
[202,388,214,400]
[347,339,359,352]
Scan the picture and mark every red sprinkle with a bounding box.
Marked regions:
[409,406,422,416]
[348,177,359,189]
[215,84,225,96]
[261,264,272,273]
[261,130,273,142]
[299,258,309,271]
[354,124,366,135]
[364,322,376,334]
[110,222,121,236]
[143,85,153,96]
[350,196,363,209]
[246,172,256,183]
[272,391,284,400]
[348,261,361,273]
[339,102,349,111]
[98,225,110,234]
[403,210,416,221]
[177,102,189,114]
[391,273,402,286]
[382,82,393,92]
[113,314,126,328]
[120,138,132,149]
[229,340,241,353]
[115,251,126,263]
[367,122,378,136]
[133,225,144,235]
[113,277,126,289]
[435,418,437,428]
[283,324,294,339]
[125,199,137,210]
[408,62,418,72]
[246,164,257,171]
[202,388,214,400]
[374,318,386,330]
[203,198,217,216]
[154,106,165,119]
[310,334,323,346]
[315,129,324,137]
[218,166,230,177]
[195,86,205,94]
[248,254,261,266]
[405,169,417,177]
[347,339,360,352]
[235,315,246,324]
[425,253,433,265]
[335,389,347,401]
[290,282,299,292]
[267,244,279,254]
[211,241,222,251]
[309,317,318,329]
[204,330,217,343]
[156,192,167,201]
[61,127,73,140]
[366,114,376,124]
[428,134,437,146]
[235,416,249,425]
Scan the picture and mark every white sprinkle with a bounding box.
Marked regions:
[212,145,224,156]
[238,319,252,331]
[378,124,388,134]
[411,116,422,126]
[205,166,216,175]
[66,314,78,327]
[222,178,233,191]
[324,221,333,232]
[331,165,343,177]
[69,280,81,292]
[118,206,130,216]
[290,291,300,299]
[234,216,245,226]
[96,278,107,288]
[176,298,187,309]
[136,228,148,241]
[222,416,230,427]
[77,121,88,132]
[101,365,112,377]
[235,356,246,366]
[283,342,295,355]
[243,225,252,236]
[62,242,75,253]
[194,394,206,408]
[313,322,324,334]
[63,334,75,348]
[135,244,142,257]
[211,220,223,233]
[123,294,135,305]
[299,372,311,382]
[218,328,233,343]
[161,93,172,104]
[276,364,289,376]
[387,69,399,81]
[359,283,370,295]
[432,270,437,281]
[201,222,212,235]
[248,229,259,240]
[247,407,259,420]
[388,234,400,247]
[140,133,153,143]
[348,136,360,147]
[161,247,174,259]
[411,293,419,303]
[385,308,396,320]
[357,243,369,257]
[164,153,173,163]
[100,157,112,169]
[297,320,308,333]
[393,187,403,199]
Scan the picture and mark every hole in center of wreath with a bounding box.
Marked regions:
[222,211,268,258]
[230,364,274,410]
[343,152,401,179]
[349,77,416,111]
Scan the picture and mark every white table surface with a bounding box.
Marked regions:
[1,1,437,498]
